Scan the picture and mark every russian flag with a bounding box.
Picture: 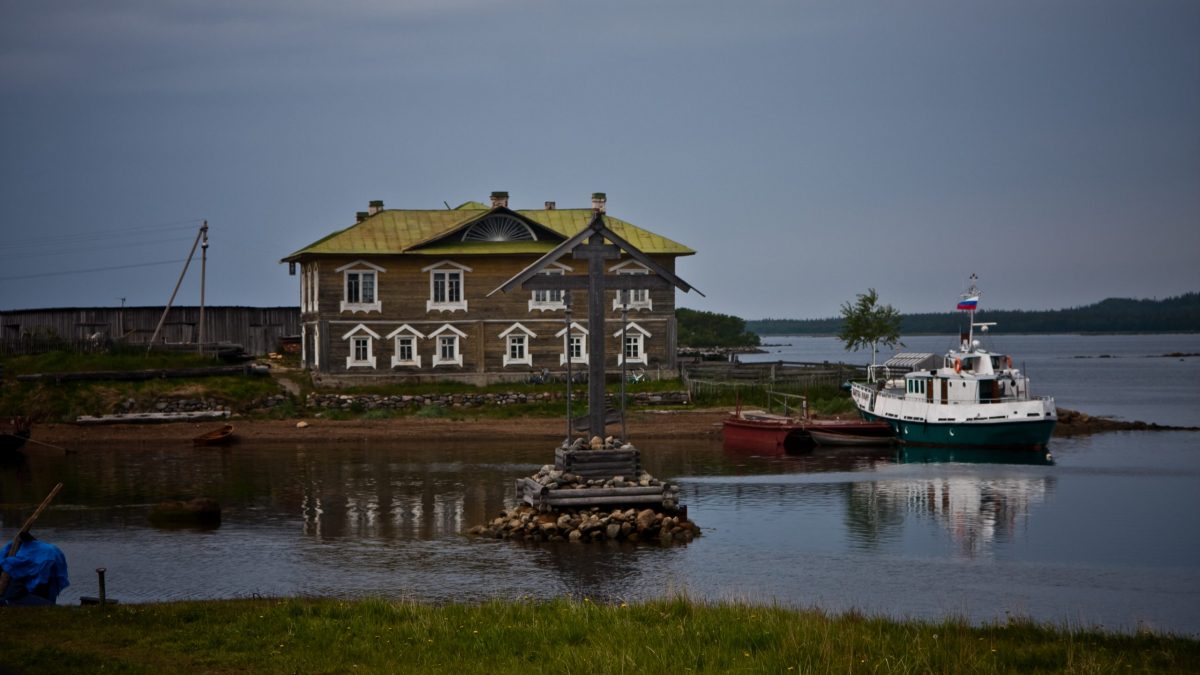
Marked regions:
[956,296,979,311]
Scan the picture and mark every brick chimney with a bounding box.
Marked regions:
[490,191,509,209]
[368,200,384,216]
[355,211,369,223]
[591,192,607,213]
[544,201,556,210]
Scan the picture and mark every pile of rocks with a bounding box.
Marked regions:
[467,504,699,544]
[307,392,551,411]
[117,397,228,414]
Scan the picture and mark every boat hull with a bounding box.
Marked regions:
[193,425,235,446]
[807,429,894,447]
[722,417,803,454]
[858,411,1055,449]
[723,416,893,454]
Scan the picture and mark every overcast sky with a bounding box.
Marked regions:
[1,0,1197,319]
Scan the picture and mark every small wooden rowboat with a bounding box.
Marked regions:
[807,429,895,447]
[193,424,235,446]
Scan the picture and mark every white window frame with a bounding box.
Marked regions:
[422,260,472,313]
[555,322,589,366]
[528,263,572,312]
[430,324,467,367]
[341,323,381,369]
[386,324,425,368]
[609,260,652,311]
[336,260,384,314]
[499,323,537,367]
[614,322,651,365]
[301,263,320,313]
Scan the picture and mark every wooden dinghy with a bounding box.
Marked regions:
[807,428,895,447]
[193,424,235,446]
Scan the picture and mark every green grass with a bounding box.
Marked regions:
[0,350,220,375]
[691,383,858,417]
[0,350,700,422]
[0,597,1195,674]
[0,375,284,421]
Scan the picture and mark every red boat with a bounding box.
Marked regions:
[723,411,893,454]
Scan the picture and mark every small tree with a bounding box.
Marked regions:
[838,288,902,368]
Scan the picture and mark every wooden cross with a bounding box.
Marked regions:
[489,209,698,440]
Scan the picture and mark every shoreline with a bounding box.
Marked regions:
[30,408,731,448]
[23,406,1194,450]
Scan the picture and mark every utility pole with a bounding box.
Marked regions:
[199,221,208,356]
[148,221,205,353]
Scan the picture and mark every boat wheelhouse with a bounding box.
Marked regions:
[850,278,1057,449]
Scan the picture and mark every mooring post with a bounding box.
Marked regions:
[96,567,107,605]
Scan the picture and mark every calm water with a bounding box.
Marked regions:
[2,334,1199,636]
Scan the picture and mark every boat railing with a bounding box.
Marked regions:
[858,384,1053,405]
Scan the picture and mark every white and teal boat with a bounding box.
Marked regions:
[850,278,1057,449]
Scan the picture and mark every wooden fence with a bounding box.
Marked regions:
[682,360,868,402]
[0,306,300,356]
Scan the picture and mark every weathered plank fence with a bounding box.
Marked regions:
[681,360,867,401]
[0,306,299,356]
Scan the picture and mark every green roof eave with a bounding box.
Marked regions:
[281,205,694,263]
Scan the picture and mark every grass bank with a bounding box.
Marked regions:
[1,350,858,423]
[1,598,1195,674]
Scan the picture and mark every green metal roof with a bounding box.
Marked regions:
[282,206,694,261]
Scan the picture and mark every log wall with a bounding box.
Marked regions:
[302,252,681,377]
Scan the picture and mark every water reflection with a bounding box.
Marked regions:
[850,474,1055,559]
[897,447,1054,466]
[4,433,1197,637]
[709,443,1057,560]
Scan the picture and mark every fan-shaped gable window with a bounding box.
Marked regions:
[461,214,537,242]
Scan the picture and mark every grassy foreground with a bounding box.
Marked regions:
[1,598,1197,674]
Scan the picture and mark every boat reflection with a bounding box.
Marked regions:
[847,469,1056,558]
[897,446,1054,466]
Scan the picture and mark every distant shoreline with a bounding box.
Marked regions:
[748,331,1200,337]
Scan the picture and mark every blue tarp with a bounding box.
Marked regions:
[1,540,70,602]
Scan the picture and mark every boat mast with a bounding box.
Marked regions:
[963,273,979,351]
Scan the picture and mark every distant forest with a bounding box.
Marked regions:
[676,308,762,347]
[747,292,1200,336]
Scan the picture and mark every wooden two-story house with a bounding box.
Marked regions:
[281,193,695,385]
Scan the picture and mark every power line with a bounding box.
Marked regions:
[3,219,204,249]
[0,234,198,261]
[0,259,189,282]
